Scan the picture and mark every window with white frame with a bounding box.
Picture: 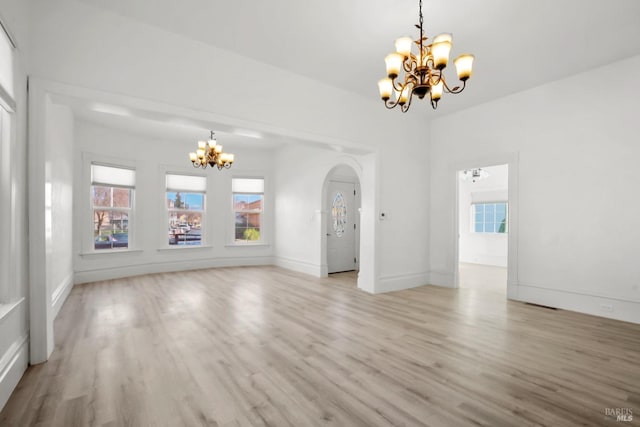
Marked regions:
[473,202,508,233]
[232,178,264,243]
[91,164,135,250]
[166,173,206,246]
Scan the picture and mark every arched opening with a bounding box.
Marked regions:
[321,163,361,286]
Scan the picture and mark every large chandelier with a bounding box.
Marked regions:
[189,131,235,170]
[378,0,474,111]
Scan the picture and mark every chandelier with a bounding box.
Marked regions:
[378,0,474,111]
[189,131,235,170]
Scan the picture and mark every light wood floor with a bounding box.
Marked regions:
[1,266,639,426]
[459,262,507,295]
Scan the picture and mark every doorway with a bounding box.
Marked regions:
[325,165,361,275]
[457,164,508,294]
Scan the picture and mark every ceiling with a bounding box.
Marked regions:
[75,0,640,115]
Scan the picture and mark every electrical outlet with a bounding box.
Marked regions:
[599,304,613,313]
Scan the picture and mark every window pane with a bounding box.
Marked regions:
[234,194,262,212]
[495,203,506,215]
[485,222,495,233]
[235,212,249,227]
[112,188,131,208]
[94,210,129,250]
[168,212,202,245]
[484,204,494,217]
[497,218,507,233]
[474,204,484,215]
[92,186,112,207]
[167,192,204,210]
[474,223,483,233]
[235,226,261,242]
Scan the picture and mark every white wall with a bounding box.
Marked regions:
[47,104,75,317]
[430,54,640,323]
[28,0,431,294]
[458,165,508,267]
[73,121,275,283]
[0,0,30,411]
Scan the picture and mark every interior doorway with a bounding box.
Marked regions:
[325,165,361,275]
[457,164,508,294]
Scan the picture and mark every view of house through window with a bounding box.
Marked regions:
[166,173,206,246]
[232,178,264,243]
[473,202,508,233]
[91,164,135,250]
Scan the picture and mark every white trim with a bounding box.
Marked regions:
[429,269,456,288]
[79,248,143,258]
[0,333,28,412]
[51,272,74,320]
[157,245,213,252]
[0,83,15,113]
[376,271,429,293]
[511,281,640,324]
[274,256,323,277]
[0,13,17,49]
[0,297,24,323]
[74,256,274,284]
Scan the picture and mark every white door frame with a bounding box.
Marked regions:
[452,153,519,299]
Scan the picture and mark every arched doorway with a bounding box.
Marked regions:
[322,164,361,278]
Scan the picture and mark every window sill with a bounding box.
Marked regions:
[80,249,143,258]
[157,245,213,252]
[224,243,270,248]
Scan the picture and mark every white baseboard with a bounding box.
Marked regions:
[460,257,507,268]
[51,272,74,320]
[0,333,28,412]
[511,282,640,324]
[376,271,430,293]
[428,269,456,288]
[74,256,274,284]
[274,257,322,277]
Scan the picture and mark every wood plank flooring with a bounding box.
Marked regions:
[1,266,639,426]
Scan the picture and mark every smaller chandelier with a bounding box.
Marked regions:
[462,168,489,183]
[378,0,474,111]
[189,131,235,170]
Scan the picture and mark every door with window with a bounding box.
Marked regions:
[327,181,356,273]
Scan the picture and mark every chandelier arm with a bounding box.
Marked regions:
[392,79,408,92]
[402,87,415,112]
[384,97,401,109]
[442,78,466,94]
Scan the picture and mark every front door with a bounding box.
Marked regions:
[327,181,356,273]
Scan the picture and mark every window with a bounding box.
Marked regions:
[232,178,264,243]
[91,164,135,250]
[166,173,206,246]
[473,202,508,233]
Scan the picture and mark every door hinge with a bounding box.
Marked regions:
[354,257,357,264]
[354,223,356,229]
[354,189,356,196]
